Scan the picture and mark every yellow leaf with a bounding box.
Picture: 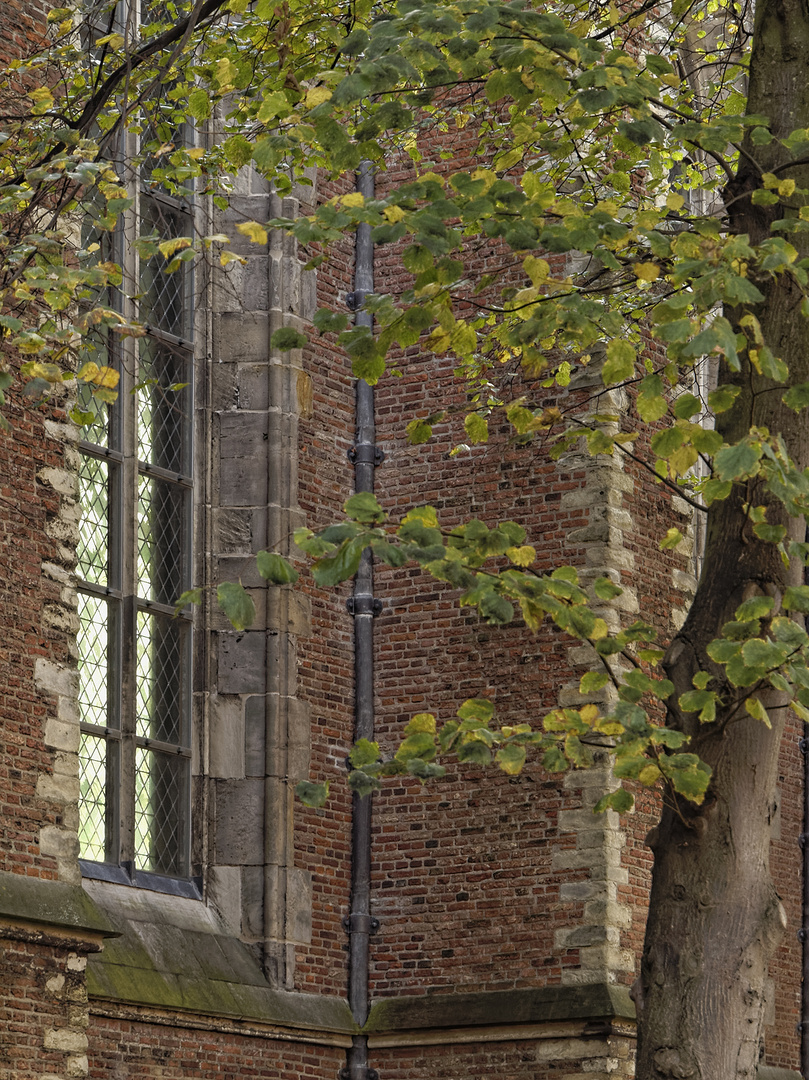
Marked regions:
[665,193,685,213]
[93,366,120,389]
[220,250,247,267]
[384,205,407,223]
[340,192,365,208]
[215,58,238,90]
[507,545,536,566]
[638,763,662,786]
[778,178,796,197]
[659,527,684,550]
[158,237,192,258]
[236,221,268,244]
[580,703,599,724]
[96,32,125,49]
[800,205,809,221]
[668,444,698,476]
[634,262,659,282]
[524,255,550,285]
[77,361,100,383]
[304,86,333,109]
[29,87,54,105]
[762,172,778,190]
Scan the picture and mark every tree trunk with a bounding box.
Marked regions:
[634,0,809,1074]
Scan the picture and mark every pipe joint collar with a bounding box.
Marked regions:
[343,913,380,935]
[347,595,383,617]
[348,443,385,467]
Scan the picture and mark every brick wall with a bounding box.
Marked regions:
[86,1014,345,1080]
[0,400,81,885]
[0,935,92,1080]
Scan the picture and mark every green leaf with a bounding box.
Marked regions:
[496,744,526,775]
[295,780,330,807]
[174,588,202,614]
[735,595,774,621]
[662,757,711,803]
[784,586,809,613]
[350,738,381,767]
[271,327,308,351]
[708,385,741,414]
[602,339,636,385]
[404,713,436,735]
[345,491,385,523]
[372,540,407,567]
[784,381,809,411]
[312,539,364,587]
[593,788,634,814]
[714,441,762,481]
[257,551,299,584]
[593,576,622,600]
[660,528,684,550]
[580,671,610,694]
[217,581,256,630]
[348,769,380,797]
[395,732,437,765]
[673,392,701,420]
[752,523,787,543]
[464,412,489,443]
[702,479,732,505]
[745,696,771,727]
[740,638,786,669]
[457,739,492,766]
[457,698,495,722]
[406,417,434,444]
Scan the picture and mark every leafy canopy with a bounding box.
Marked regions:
[6,0,809,811]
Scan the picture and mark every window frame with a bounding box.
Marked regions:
[76,76,199,892]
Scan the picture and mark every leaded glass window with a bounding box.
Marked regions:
[77,86,195,882]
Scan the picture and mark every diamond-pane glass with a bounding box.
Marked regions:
[137,475,187,604]
[135,746,189,876]
[136,611,185,744]
[137,337,190,473]
[75,371,111,449]
[77,592,111,729]
[79,732,108,862]
[77,455,110,585]
[139,198,192,338]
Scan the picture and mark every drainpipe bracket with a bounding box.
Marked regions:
[340,1070,378,1080]
[800,834,809,850]
[800,737,809,755]
[799,927,809,943]
[345,290,367,311]
[347,595,383,617]
[343,913,380,935]
[348,443,385,467]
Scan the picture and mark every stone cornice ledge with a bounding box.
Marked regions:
[363,987,803,1080]
[364,983,635,1048]
[0,868,117,948]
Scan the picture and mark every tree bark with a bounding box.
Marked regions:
[634,0,809,1074]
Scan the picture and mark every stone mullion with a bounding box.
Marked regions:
[207,171,314,981]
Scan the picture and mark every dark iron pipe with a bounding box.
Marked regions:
[800,730,809,1074]
[343,159,380,1080]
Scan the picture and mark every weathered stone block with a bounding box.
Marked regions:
[244,695,265,777]
[213,778,264,865]
[217,632,266,694]
[209,695,245,779]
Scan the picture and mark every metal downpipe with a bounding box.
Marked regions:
[342,159,381,1080]
[800,725,809,1074]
